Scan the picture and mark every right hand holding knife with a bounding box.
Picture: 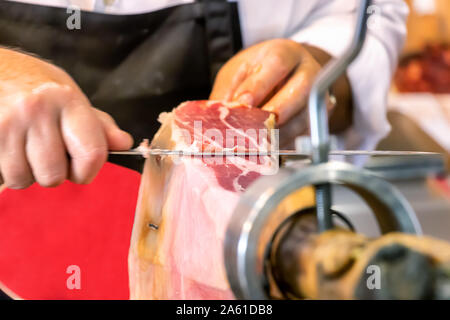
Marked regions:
[0,48,133,189]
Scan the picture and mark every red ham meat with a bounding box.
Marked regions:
[128,100,277,299]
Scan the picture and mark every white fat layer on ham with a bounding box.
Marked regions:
[164,161,238,289]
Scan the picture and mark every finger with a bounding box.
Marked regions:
[61,105,108,184]
[210,59,250,101]
[25,115,68,187]
[261,59,320,125]
[232,49,301,107]
[0,121,34,189]
[93,109,133,151]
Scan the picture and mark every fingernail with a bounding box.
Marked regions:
[262,104,275,112]
[236,93,254,106]
[118,130,134,147]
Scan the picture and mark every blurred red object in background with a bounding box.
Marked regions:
[395,43,450,93]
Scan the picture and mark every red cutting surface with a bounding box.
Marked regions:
[0,162,141,300]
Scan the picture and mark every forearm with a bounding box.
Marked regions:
[0,47,75,96]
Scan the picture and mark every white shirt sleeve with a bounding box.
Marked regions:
[287,0,409,153]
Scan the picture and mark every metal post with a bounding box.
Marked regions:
[308,0,372,231]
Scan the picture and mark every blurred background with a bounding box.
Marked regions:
[338,0,450,241]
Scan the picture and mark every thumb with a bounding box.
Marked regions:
[93,108,134,151]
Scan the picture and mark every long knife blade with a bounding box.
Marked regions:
[109,149,441,157]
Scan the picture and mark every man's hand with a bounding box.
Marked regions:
[0,48,133,189]
[210,39,353,147]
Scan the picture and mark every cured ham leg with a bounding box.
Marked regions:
[128,101,276,299]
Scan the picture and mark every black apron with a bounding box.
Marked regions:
[0,0,242,170]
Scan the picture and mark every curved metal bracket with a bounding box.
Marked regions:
[225,162,422,299]
[308,0,372,163]
[307,0,373,231]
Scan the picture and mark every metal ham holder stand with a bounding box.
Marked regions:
[224,0,424,300]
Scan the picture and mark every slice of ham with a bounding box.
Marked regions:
[128,100,276,299]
